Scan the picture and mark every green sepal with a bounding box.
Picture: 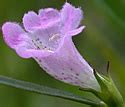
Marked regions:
[94,70,125,107]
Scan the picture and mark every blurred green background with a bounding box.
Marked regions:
[0,0,125,107]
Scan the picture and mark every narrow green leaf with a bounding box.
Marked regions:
[0,75,100,106]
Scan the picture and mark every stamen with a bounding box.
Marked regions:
[49,33,60,41]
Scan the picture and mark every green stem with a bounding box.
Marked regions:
[0,75,102,106]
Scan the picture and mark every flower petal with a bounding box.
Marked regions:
[23,11,41,31]
[65,26,85,37]
[39,8,59,19]
[38,8,60,27]
[2,22,25,49]
[16,47,53,58]
[61,3,83,31]
[39,8,60,28]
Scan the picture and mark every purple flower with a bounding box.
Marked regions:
[2,3,100,90]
